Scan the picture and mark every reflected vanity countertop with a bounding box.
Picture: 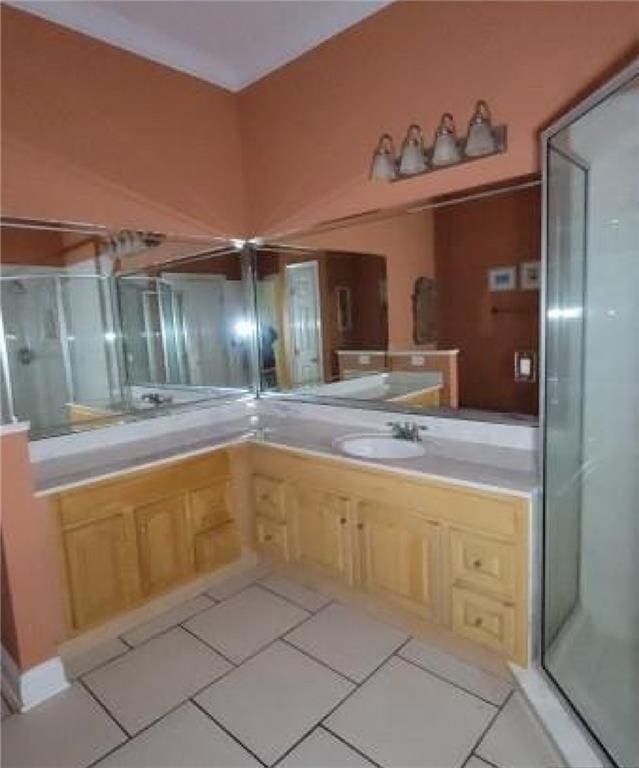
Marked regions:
[32,407,538,498]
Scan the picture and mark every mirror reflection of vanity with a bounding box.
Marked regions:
[0,178,541,439]
[256,179,541,418]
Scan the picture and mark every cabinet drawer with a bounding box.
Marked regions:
[256,515,290,561]
[190,484,229,533]
[452,587,516,657]
[253,475,286,522]
[450,530,516,598]
[194,522,240,573]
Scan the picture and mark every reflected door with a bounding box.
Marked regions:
[285,261,323,386]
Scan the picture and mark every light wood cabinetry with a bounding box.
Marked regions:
[292,486,354,585]
[249,445,529,664]
[135,496,192,595]
[63,508,140,629]
[356,501,441,621]
[54,451,241,632]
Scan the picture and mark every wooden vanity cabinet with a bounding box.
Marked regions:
[62,506,140,629]
[356,501,441,622]
[54,450,240,632]
[292,486,355,585]
[248,445,529,664]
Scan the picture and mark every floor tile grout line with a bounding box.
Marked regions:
[394,652,508,708]
[178,622,239,668]
[460,689,514,768]
[279,636,360,685]
[189,697,269,767]
[318,637,412,729]
[77,678,131,740]
[180,609,322,698]
[255,580,332,614]
[85,669,242,768]
[466,753,503,768]
[74,647,132,681]
[319,723,383,768]
[272,639,412,768]
[116,595,220,649]
[251,580,332,619]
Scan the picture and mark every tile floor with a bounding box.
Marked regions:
[1,567,565,768]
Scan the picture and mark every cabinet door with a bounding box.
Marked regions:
[252,474,287,522]
[194,522,241,573]
[135,496,193,596]
[293,487,354,584]
[357,501,440,620]
[63,510,139,629]
[190,483,230,534]
[256,515,291,562]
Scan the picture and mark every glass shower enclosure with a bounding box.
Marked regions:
[542,62,638,766]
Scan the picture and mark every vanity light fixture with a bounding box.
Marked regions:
[431,113,462,167]
[370,133,398,181]
[369,100,506,183]
[399,124,427,175]
[465,100,497,157]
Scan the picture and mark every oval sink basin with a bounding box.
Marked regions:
[333,433,425,460]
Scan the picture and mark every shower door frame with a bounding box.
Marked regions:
[538,58,639,767]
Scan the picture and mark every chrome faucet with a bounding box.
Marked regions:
[386,420,428,441]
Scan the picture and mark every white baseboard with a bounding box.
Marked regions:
[1,645,70,712]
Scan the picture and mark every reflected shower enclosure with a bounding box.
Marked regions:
[0,272,120,433]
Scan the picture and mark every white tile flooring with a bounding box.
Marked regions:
[1,567,565,768]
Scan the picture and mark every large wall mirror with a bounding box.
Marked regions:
[256,179,541,420]
[0,220,250,438]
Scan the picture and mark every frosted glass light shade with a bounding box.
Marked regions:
[432,113,461,166]
[370,133,397,181]
[465,100,496,157]
[399,124,427,175]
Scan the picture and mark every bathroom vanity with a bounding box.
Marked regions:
[39,404,535,666]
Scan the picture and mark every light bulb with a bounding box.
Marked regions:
[465,100,496,157]
[370,133,398,181]
[399,124,427,175]
[431,113,461,167]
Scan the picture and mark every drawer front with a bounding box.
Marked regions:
[255,515,290,561]
[450,530,516,598]
[194,522,240,573]
[253,475,286,522]
[190,483,230,533]
[452,587,516,657]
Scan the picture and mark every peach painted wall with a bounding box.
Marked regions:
[289,209,435,348]
[1,5,246,237]
[240,1,639,235]
[0,429,67,671]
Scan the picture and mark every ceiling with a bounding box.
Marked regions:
[9,1,389,92]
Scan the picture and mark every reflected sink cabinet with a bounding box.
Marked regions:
[51,444,529,664]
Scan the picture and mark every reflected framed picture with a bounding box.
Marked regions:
[336,286,352,332]
[520,260,541,290]
[488,266,516,292]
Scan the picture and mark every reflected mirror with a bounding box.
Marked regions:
[256,180,541,419]
[0,221,249,438]
[117,250,253,395]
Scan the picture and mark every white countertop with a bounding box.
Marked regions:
[32,406,538,498]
